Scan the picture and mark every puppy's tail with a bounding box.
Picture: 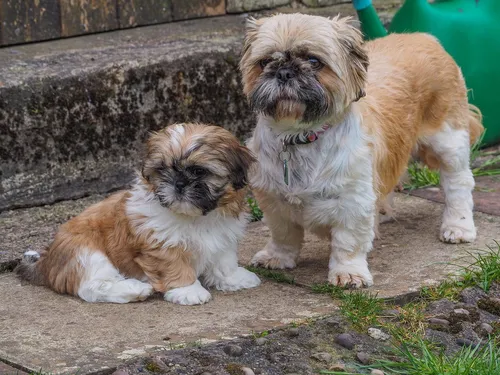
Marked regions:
[468,104,484,146]
[15,250,45,286]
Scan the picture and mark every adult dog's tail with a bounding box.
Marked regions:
[468,104,484,145]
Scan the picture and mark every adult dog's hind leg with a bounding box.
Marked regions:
[421,123,476,243]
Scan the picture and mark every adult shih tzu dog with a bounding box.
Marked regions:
[240,14,483,288]
[16,123,261,304]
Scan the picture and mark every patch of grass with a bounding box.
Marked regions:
[420,278,472,302]
[384,302,427,347]
[245,265,295,284]
[312,283,383,330]
[246,197,263,221]
[371,339,500,375]
[340,291,384,330]
[459,243,500,292]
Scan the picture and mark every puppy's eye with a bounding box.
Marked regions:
[308,56,323,70]
[259,59,272,69]
[186,166,207,177]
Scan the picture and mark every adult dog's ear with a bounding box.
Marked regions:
[229,146,256,190]
[331,16,369,102]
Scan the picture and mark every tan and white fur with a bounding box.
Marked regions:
[16,123,261,304]
[240,14,483,288]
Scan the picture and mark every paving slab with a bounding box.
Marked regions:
[239,193,500,299]
[0,274,335,374]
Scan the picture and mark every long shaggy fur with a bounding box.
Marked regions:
[16,123,261,304]
[240,14,483,288]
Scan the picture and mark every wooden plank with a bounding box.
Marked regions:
[28,0,61,41]
[171,0,225,21]
[60,0,118,37]
[117,0,172,28]
[0,0,60,46]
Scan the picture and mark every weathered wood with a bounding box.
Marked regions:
[60,0,118,37]
[0,0,61,46]
[0,0,27,45]
[117,0,172,28]
[171,0,225,21]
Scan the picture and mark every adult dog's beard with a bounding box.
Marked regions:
[249,76,331,123]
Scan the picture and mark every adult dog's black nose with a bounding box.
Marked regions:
[276,68,295,83]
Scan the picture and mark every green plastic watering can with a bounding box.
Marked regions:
[353,0,500,146]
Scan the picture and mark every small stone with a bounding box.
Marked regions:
[428,318,450,330]
[356,351,370,365]
[478,322,494,335]
[371,370,385,375]
[328,363,345,372]
[254,370,262,375]
[335,333,355,350]
[368,328,390,341]
[254,337,267,346]
[454,308,470,316]
[112,371,128,375]
[456,338,477,348]
[223,344,243,357]
[311,352,332,363]
[200,373,212,375]
[242,368,255,375]
[287,327,300,337]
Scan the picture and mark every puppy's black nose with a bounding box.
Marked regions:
[175,179,187,193]
[276,68,295,83]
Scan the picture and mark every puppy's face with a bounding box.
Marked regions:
[142,124,255,216]
[240,14,368,130]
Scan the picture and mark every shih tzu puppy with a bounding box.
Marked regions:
[16,123,261,304]
[240,14,483,288]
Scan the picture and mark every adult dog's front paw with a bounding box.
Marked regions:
[328,264,373,288]
[216,267,261,292]
[164,280,211,305]
[251,248,297,269]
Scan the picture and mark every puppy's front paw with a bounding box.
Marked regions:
[251,249,296,270]
[164,280,211,305]
[328,265,373,288]
[216,267,261,292]
[440,224,476,244]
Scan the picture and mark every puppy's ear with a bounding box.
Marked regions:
[331,16,369,102]
[229,145,256,190]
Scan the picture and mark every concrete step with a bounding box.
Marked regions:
[0,1,401,212]
[1,192,499,373]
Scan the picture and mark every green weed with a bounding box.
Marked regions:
[245,265,295,285]
[371,339,500,375]
[246,197,263,221]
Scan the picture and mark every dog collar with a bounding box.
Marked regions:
[282,124,330,147]
[279,124,330,186]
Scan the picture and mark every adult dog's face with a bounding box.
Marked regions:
[240,14,369,130]
[142,123,255,216]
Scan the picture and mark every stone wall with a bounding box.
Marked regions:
[0,0,349,47]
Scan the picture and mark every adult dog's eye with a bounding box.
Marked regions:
[308,56,323,70]
[259,58,272,69]
[186,166,207,177]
